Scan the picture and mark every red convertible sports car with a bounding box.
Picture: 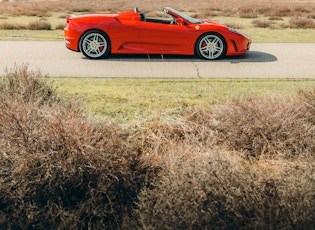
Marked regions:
[64,7,251,60]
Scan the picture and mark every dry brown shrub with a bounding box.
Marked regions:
[28,20,51,30]
[55,23,66,30]
[23,10,51,17]
[292,5,312,14]
[0,21,52,30]
[269,16,283,21]
[289,16,315,29]
[126,100,314,228]
[0,21,26,30]
[136,114,217,171]
[211,94,315,159]
[255,6,273,15]
[224,22,243,29]
[128,147,314,229]
[2,64,54,99]
[298,88,315,124]
[238,6,258,19]
[0,65,146,229]
[252,19,274,28]
[275,6,292,17]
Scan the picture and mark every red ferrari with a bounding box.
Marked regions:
[64,7,251,60]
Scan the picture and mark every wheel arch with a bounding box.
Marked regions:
[194,31,228,57]
[78,29,111,52]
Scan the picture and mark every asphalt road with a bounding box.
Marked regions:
[0,41,314,78]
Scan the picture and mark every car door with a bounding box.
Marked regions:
[137,21,196,55]
[109,13,143,53]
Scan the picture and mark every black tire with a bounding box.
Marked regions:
[195,33,227,60]
[79,30,110,59]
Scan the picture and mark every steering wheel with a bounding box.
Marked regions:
[134,7,139,12]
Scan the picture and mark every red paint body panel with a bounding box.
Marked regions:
[64,8,251,58]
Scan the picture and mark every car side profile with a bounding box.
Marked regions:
[64,7,251,60]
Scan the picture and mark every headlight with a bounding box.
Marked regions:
[228,27,249,39]
[228,27,239,33]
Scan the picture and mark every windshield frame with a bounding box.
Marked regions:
[163,7,202,24]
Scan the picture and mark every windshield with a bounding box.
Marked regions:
[163,7,202,24]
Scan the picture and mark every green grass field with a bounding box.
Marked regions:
[53,78,315,124]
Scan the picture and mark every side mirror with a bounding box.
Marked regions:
[175,18,184,26]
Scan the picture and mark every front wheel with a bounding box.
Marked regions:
[79,30,110,59]
[196,33,226,60]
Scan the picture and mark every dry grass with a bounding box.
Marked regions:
[0,66,314,229]
[55,22,66,30]
[289,16,315,29]
[0,20,52,30]
[124,91,314,229]
[0,21,26,30]
[0,0,314,28]
[211,94,315,159]
[239,6,259,19]
[0,65,146,229]
[129,150,314,229]
[28,20,51,30]
[252,19,275,28]
[0,0,314,40]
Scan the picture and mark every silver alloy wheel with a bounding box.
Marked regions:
[197,34,225,60]
[81,32,108,59]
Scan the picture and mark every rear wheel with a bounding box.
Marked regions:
[79,30,110,59]
[196,33,226,60]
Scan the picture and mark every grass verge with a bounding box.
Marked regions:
[53,78,315,124]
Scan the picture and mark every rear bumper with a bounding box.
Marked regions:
[64,27,80,51]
